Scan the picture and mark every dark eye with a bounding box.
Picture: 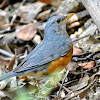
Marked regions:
[56,19,60,23]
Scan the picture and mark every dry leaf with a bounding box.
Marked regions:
[16,23,37,41]
[66,61,78,71]
[73,46,82,55]
[0,91,6,98]
[78,61,95,69]
[8,55,16,71]
[83,61,95,69]
[89,43,100,52]
[39,0,62,6]
[0,16,6,29]
[0,81,7,90]
[19,2,46,23]
[0,58,9,66]
[79,90,87,99]
[19,76,29,82]
[37,9,51,20]
[0,0,8,9]
[2,24,11,29]
[33,34,41,44]
[76,35,100,52]
[94,87,100,100]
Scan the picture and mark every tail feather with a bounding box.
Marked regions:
[0,72,16,81]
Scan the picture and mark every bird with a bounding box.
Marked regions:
[0,13,74,81]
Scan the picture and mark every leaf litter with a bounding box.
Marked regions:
[0,0,100,100]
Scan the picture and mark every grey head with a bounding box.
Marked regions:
[44,14,74,41]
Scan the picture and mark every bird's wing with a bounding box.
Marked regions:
[14,40,71,72]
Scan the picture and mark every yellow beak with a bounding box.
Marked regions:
[63,13,74,22]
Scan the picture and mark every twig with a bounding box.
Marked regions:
[72,51,100,62]
[72,52,91,57]
[0,0,8,9]
[0,0,26,34]
[82,0,100,32]
[0,48,14,57]
[10,0,26,26]
[58,83,71,93]
[57,70,69,96]
[72,34,90,43]
[60,77,97,100]
[0,27,11,34]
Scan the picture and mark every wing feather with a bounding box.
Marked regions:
[14,40,71,72]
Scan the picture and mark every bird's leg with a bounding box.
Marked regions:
[36,80,40,89]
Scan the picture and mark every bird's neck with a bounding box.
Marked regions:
[44,29,71,42]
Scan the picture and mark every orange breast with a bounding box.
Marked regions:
[47,44,73,74]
